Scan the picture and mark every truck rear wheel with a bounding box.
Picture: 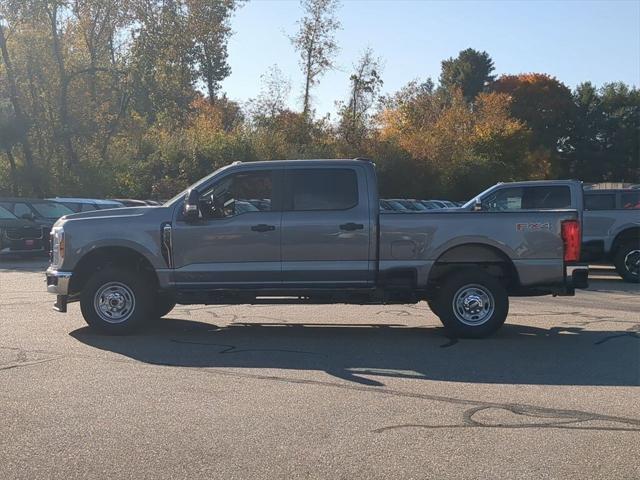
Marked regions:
[614,242,640,283]
[435,269,509,338]
[80,267,153,334]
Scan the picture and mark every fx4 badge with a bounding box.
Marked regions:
[516,222,550,231]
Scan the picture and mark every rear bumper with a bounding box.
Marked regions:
[564,264,589,293]
[46,268,72,295]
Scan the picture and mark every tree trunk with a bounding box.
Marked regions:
[303,46,313,117]
[48,4,80,170]
[0,22,42,196]
[4,148,17,195]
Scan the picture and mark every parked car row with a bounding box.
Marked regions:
[379,198,460,212]
[0,196,163,256]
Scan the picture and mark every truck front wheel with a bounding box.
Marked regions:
[80,267,153,334]
[614,242,640,283]
[434,269,509,338]
[154,294,177,318]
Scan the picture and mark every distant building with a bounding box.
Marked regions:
[584,182,640,190]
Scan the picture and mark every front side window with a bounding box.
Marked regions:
[287,169,358,211]
[585,194,616,211]
[482,186,571,211]
[199,170,272,219]
[621,192,640,209]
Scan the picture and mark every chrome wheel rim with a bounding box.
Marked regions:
[624,249,640,277]
[94,282,136,324]
[452,284,495,326]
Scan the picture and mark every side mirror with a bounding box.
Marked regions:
[183,188,200,221]
[21,212,36,221]
[473,198,482,212]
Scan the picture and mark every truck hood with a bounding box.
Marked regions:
[56,206,157,224]
[0,218,38,229]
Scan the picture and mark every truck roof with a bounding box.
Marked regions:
[49,197,124,205]
[226,158,371,168]
[493,179,582,187]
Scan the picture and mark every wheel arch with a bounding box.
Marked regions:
[611,226,640,256]
[69,245,159,295]
[428,243,520,289]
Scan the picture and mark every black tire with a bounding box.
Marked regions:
[614,242,640,283]
[427,299,442,318]
[80,267,153,334]
[434,268,509,338]
[154,294,177,318]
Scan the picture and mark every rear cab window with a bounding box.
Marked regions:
[585,194,616,211]
[621,192,640,209]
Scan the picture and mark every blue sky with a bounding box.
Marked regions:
[221,0,640,117]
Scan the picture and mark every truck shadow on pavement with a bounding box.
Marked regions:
[70,318,640,387]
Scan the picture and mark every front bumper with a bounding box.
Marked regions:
[46,268,72,295]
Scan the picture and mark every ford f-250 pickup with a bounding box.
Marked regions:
[46,159,588,337]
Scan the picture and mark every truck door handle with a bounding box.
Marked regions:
[251,224,276,232]
[339,222,364,231]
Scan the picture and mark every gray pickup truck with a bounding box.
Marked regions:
[581,189,639,282]
[46,159,588,337]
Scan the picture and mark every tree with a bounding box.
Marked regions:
[378,85,534,198]
[290,0,341,117]
[567,82,640,182]
[187,0,241,105]
[493,73,575,175]
[439,48,495,103]
[0,18,41,194]
[246,64,292,122]
[129,0,197,125]
[337,47,383,146]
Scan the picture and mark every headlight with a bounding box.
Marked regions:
[51,226,65,266]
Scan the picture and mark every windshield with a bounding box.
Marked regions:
[31,202,74,219]
[164,164,235,206]
[0,205,17,219]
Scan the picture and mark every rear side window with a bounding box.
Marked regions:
[621,192,640,209]
[80,203,99,212]
[482,186,571,211]
[287,169,358,211]
[585,194,616,211]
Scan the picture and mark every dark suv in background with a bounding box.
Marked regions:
[0,205,47,255]
[0,198,74,251]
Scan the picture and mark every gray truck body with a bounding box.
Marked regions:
[45,159,588,336]
[581,189,640,281]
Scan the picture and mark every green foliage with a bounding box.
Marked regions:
[0,6,636,202]
[439,48,495,103]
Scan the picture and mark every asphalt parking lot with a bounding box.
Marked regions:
[0,257,638,479]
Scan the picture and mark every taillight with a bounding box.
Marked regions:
[561,219,581,262]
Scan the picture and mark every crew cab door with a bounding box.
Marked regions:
[280,165,374,286]
[171,167,282,287]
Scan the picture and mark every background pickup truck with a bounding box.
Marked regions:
[46,159,588,337]
[581,188,640,282]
